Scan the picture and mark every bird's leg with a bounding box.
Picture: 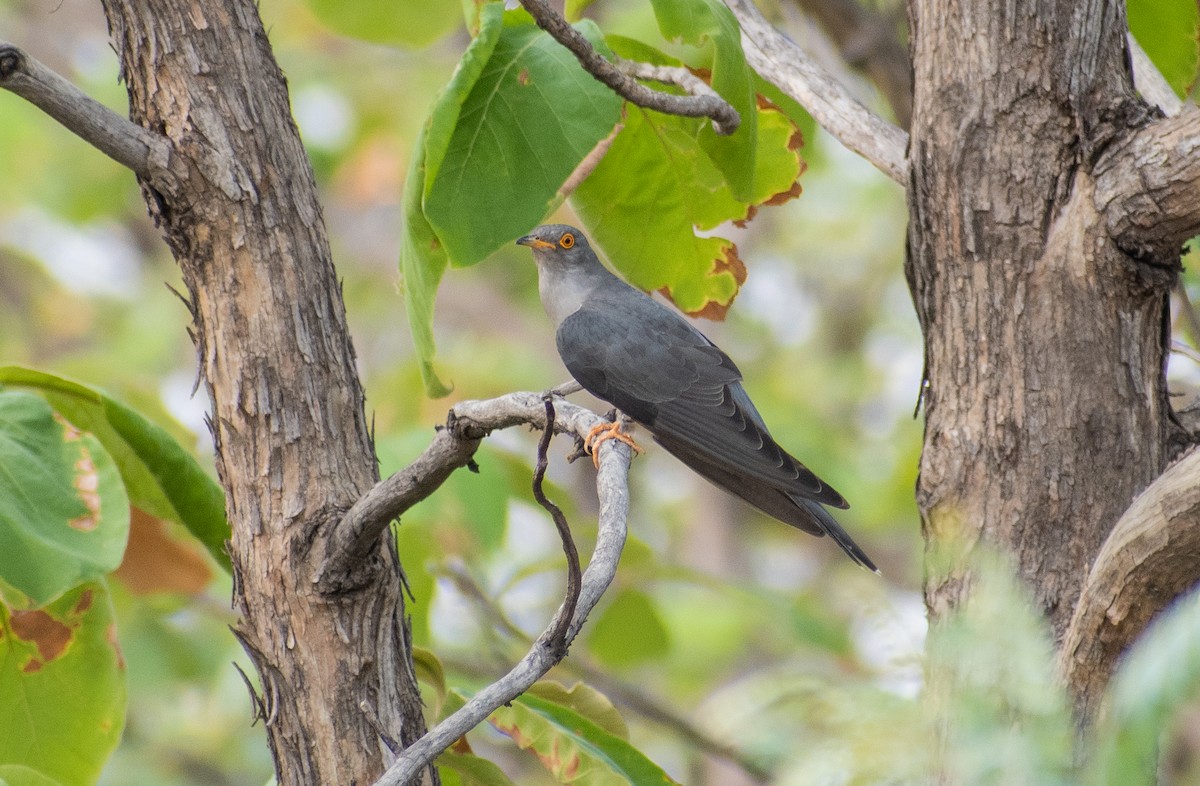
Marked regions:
[584,415,643,469]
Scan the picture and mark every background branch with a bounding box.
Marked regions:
[1058,447,1200,721]
[788,0,911,128]
[723,0,908,183]
[518,0,740,134]
[373,392,633,785]
[0,40,174,189]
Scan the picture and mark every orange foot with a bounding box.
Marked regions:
[585,420,643,469]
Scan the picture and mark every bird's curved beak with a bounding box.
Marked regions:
[516,234,555,250]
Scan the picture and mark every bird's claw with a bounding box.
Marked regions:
[584,419,642,469]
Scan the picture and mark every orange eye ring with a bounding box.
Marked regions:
[559,233,575,249]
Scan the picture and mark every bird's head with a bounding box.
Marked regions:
[516,224,593,268]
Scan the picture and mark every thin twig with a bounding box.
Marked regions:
[533,395,582,652]
[0,40,174,186]
[369,391,632,786]
[518,0,740,135]
[722,0,908,183]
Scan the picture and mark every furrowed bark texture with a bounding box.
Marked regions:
[98,1,429,783]
[906,0,1177,648]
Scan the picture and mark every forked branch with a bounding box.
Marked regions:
[318,387,628,783]
[518,0,741,134]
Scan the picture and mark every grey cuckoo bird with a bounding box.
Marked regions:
[517,224,876,572]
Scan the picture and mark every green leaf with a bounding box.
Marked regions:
[1087,586,1200,786]
[437,751,518,786]
[413,645,448,712]
[0,765,65,786]
[302,0,461,47]
[490,692,680,785]
[0,391,129,607]
[0,367,230,574]
[1128,0,1199,98]
[585,587,670,668]
[528,681,629,739]
[572,94,803,317]
[0,582,126,784]
[423,14,623,266]
[649,0,758,199]
[401,3,506,397]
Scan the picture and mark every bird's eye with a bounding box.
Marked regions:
[559,233,575,249]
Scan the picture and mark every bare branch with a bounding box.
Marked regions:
[1058,446,1200,721]
[518,0,740,135]
[0,40,173,186]
[372,393,632,786]
[319,388,612,590]
[723,0,908,183]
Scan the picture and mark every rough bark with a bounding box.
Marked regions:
[905,0,1178,647]
[97,1,430,783]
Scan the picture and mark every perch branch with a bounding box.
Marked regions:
[372,393,632,785]
[1058,446,1200,722]
[319,386,593,590]
[518,0,740,134]
[0,40,174,188]
[723,0,908,183]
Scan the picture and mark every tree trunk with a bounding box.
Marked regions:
[906,0,1178,650]
[98,1,432,783]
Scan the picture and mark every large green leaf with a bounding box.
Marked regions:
[1128,0,1199,98]
[572,94,803,317]
[490,691,680,785]
[649,0,758,199]
[0,765,64,786]
[400,4,623,395]
[401,2,504,396]
[1087,586,1200,786]
[423,14,623,266]
[302,0,461,47]
[0,582,126,784]
[0,367,229,574]
[0,391,129,607]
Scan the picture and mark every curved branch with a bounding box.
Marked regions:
[518,0,740,135]
[0,40,175,190]
[723,0,908,183]
[1058,446,1200,721]
[372,392,632,786]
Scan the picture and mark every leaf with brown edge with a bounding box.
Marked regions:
[489,692,679,784]
[572,38,805,320]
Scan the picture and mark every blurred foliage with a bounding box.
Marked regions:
[2,0,1200,784]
